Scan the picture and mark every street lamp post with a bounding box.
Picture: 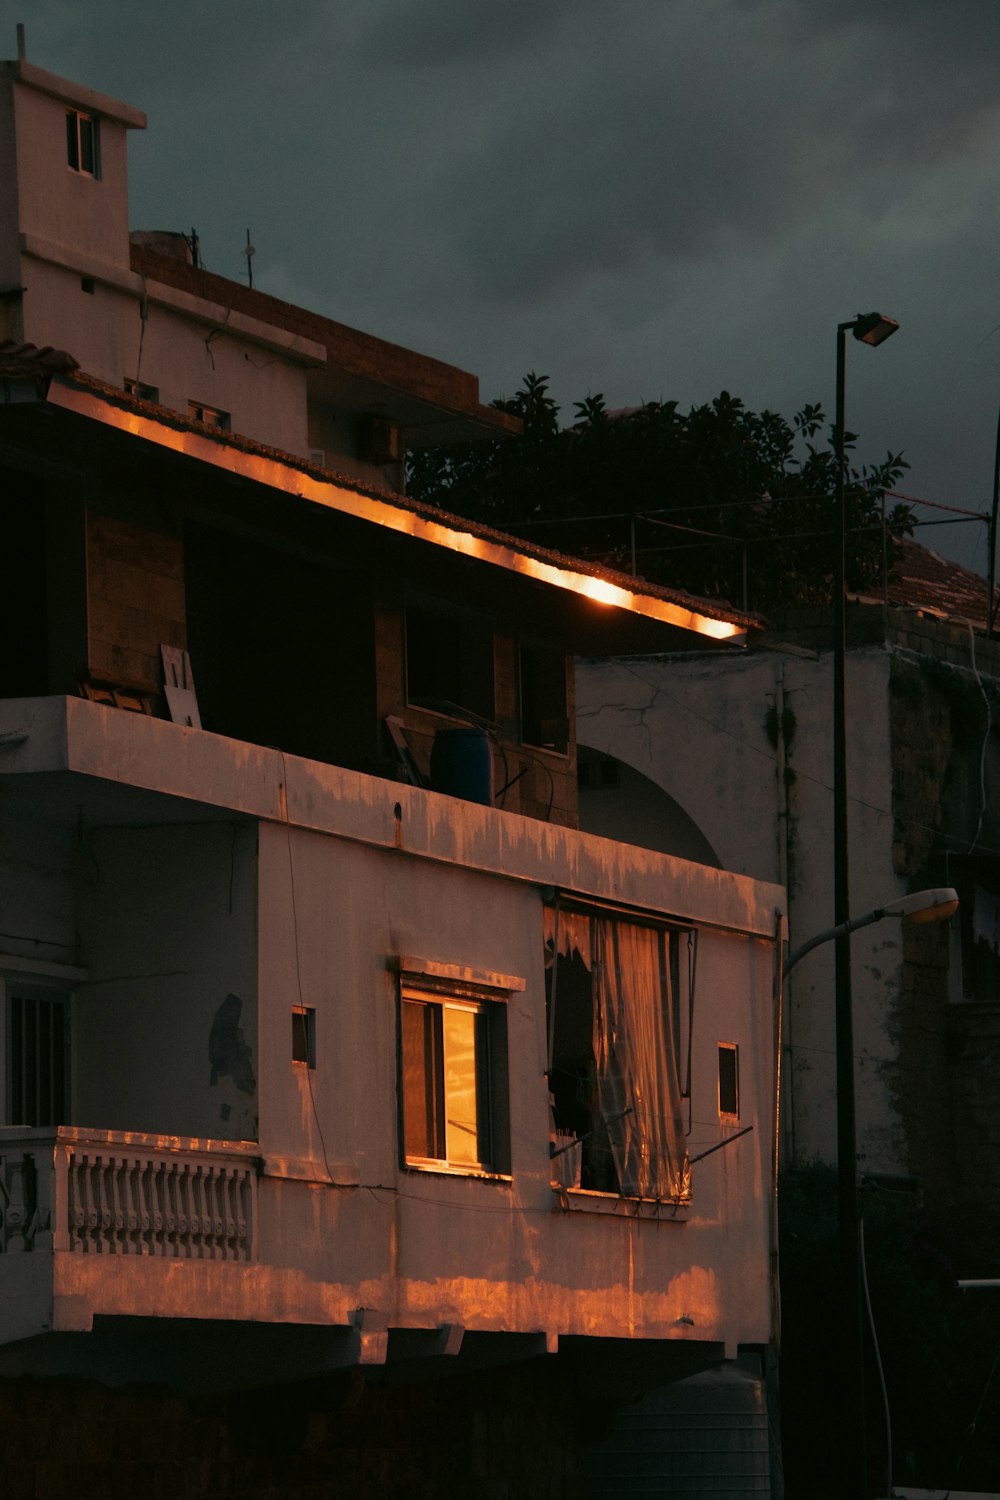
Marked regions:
[832,311,900,1498]
[785,886,957,1497]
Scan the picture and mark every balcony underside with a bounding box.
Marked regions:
[0,1307,729,1396]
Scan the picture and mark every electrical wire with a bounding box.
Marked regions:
[859,1213,893,1500]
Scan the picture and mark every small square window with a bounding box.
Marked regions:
[292,1007,315,1068]
[399,978,508,1174]
[718,1043,739,1120]
[66,110,100,177]
[188,401,231,432]
[125,377,159,403]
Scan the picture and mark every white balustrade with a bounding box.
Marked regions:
[0,1127,257,1260]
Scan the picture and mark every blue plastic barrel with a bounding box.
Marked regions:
[430,728,495,806]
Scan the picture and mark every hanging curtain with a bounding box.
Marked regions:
[591,915,687,1200]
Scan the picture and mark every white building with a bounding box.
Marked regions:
[0,37,782,1493]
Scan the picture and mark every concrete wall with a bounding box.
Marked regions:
[12,75,132,270]
[252,796,777,1348]
[577,647,911,1178]
[74,821,258,1141]
[0,695,781,1354]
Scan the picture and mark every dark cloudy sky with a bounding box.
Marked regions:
[6,0,1000,576]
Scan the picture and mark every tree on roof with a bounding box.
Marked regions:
[406,373,912,612]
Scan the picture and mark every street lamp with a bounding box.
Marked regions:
[785,887,958,974]
[832,311,900,1499]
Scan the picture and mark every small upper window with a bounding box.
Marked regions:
[125,378,159,403]
[519,640,568,753]
[188,401,231,432]
[718,1043,740,1120]
[66,110,100,177]
[405,599,494,722]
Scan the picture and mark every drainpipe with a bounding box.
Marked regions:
[774,662,797,1166]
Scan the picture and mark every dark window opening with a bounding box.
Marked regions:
[184,520,378,771]
[125,377,159,402]
[187,401,231,432]
[66,110,99,177]
[292,1007,315,1068]
[520,641,568,753]
[7,984,68,1127]
[0,472,49,697]
[718,1043,739,1119]
[949,855,1000,1003]
[405,601,494,722]
[545,907,688,1200]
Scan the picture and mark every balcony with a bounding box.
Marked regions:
[0,1126,257,1259]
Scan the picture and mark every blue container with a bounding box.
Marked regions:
[430,727,495,806]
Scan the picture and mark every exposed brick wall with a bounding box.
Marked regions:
[86,503,186,695]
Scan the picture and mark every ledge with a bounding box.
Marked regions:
[551,1186,690,1221]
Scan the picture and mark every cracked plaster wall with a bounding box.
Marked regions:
[576,648,907,1176]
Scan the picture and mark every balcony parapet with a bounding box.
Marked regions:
[0,1127,258,1261]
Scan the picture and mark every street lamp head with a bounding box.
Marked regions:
[851,311,899,347]
[883,886,959,924]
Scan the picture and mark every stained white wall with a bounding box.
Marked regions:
[577,648,906,1177]
[74,821,258,1141]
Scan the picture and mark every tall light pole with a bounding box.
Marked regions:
[832,310,899,1498]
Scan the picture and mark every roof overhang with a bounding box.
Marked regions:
[22,376,752,644]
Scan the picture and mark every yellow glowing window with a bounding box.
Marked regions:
[399,980,508,1174]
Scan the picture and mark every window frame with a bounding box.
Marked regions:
[718,1041,740,1122]
[518,636,569,755]
[3,977,71,1128]
[187,400,232,432]
[544,900,690,1204]
[396,968,511,1179]
[66,109,100,178]
[404,593,496,724]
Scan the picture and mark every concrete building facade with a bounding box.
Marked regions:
[0,40,782,1496]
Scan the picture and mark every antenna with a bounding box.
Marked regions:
[16,23,25,60]
[243,228,255,289]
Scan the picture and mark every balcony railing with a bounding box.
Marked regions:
[0,1127,258,1260]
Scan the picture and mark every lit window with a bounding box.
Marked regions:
[5,981,69,1127]
[399,978,509,1174]
[718,1043,739,1120]
[187,401,231,432]
[545,905,689,1201]
[292,1007,315,1068]
[66,110,100,177]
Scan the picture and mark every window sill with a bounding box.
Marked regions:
[404,1160,512,1184]
[551,1185,690,1220]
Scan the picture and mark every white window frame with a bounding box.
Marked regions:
[66,109,100,178]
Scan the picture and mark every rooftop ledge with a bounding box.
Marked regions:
[0,696,784,939]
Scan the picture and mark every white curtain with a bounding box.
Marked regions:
[591,915,687,1200]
